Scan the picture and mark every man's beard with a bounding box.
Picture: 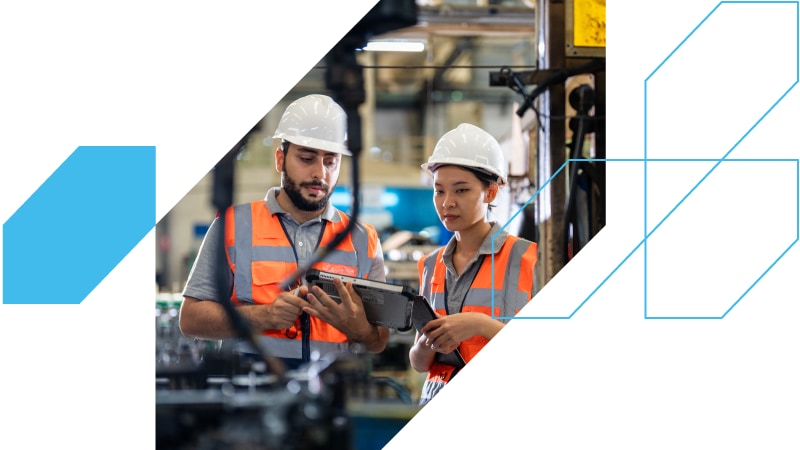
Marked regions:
[281,168,333,212]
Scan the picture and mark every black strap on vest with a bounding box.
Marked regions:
[443,254,487,315]
[277,215,327,363]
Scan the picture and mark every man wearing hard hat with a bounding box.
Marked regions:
[180,94,389,368]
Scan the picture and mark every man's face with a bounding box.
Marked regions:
[276,143,342,212]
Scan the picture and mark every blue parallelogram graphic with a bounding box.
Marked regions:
[3,146,155,304]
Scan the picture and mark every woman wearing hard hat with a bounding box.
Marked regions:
[409,123,538,406]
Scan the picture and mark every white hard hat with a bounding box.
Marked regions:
[272,94,351,156]
[421,123,508,186]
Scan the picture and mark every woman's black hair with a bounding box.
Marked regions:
[462,166,499,188]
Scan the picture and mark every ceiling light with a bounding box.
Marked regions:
[360,40,425,52]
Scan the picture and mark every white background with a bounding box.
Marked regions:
[2,1,798,449]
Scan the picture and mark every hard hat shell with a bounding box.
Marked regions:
[272,94,351,156]
[421,123,508,186]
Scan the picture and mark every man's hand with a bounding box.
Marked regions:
[262,286,307,330]
[303,278,371,339]
[303,278,387,352]
[180,292,307,340]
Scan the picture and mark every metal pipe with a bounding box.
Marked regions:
[534,0,568,290]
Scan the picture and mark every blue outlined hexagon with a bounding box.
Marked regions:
[3,146,155,304]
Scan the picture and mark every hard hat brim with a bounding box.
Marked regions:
[421,160,507,186]
[274,134,352,156]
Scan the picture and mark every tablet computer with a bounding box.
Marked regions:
[305,269,415,331]
[411,296,466,369]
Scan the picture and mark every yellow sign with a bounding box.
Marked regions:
[573,0,606,48]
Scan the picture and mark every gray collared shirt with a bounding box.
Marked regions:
[265,187,339,270]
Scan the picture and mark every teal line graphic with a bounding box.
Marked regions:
[489,2,798,321]
[491,158,799,320]
[643,1,798,318]
[3,146,156,304]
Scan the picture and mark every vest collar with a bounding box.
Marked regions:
[443,221,508,260]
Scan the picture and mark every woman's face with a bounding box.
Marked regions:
[432,165,496,233]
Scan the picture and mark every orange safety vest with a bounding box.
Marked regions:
[417,234,537,404]
[223,201,379,360]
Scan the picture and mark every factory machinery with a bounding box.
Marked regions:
[156,296,421,450]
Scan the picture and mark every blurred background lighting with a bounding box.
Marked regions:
[360,40,425,52]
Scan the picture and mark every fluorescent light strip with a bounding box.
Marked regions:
[361,40,425,52]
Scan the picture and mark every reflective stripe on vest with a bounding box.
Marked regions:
[255,335,351,360]
[417,235,537,404]
[223,201,379,355]
[420,236,537,318]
